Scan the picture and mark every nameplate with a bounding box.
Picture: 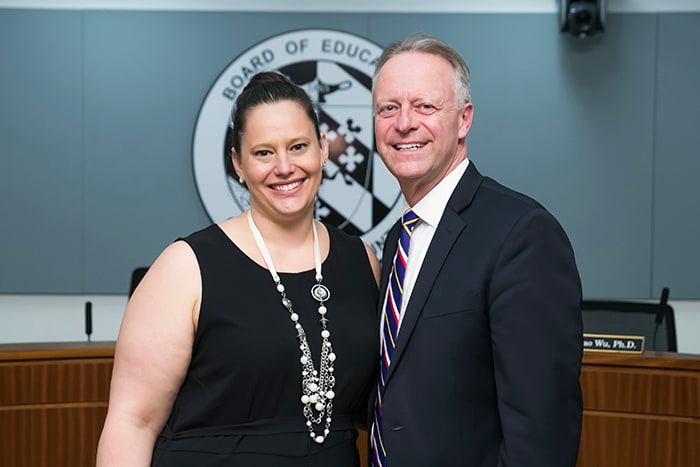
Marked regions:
[583,334,645,354]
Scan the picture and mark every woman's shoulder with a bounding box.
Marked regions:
[175,224,236,252]
[178,223,221,242]
[322,222,374,261]
[323,222,363,248]
[322,221,359,241]
[323,222,381,285]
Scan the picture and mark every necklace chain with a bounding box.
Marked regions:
[246,210,335,444]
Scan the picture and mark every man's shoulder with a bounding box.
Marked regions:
[479,176,544,210]
[450,169,546,219]
[450,161,546,216]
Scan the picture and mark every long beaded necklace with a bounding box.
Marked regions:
[246,209,336,444]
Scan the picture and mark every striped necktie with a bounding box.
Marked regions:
[371,209,420,467]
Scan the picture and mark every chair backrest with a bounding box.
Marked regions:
[581,287,677,352]
[129,267,149,298]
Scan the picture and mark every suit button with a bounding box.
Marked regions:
[390,425,404,431]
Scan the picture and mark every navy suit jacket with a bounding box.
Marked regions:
[376,162,583,466]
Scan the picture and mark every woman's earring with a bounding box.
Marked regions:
[322,160,327,167]
[239,177,245,184]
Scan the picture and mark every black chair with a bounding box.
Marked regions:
[581,287,677,352]
[129,267,149,298]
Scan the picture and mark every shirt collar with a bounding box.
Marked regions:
[403,158,470,228]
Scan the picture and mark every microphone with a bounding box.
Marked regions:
[85,301,93,342]
[655,287,670,325]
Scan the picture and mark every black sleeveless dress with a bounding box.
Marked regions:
[151,224,379,466]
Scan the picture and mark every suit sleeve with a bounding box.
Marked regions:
[488,207,583,466]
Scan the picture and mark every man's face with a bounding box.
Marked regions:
[373,51,473,203]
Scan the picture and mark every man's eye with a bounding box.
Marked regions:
[254,150,270,157]
[416,104,438,115]
[377,105,396,116]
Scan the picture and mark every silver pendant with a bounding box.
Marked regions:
[311,283,330,302]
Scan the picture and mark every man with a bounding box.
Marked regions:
[369,35,583,466]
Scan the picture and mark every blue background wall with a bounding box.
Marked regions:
[1,8,699,299]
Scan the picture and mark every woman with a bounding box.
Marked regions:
[97,72,380,466]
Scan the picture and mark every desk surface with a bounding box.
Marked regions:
[583,350,700,370]
[0,341,116,361]
[2,341,700,367]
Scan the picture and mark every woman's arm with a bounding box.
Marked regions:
[363,241,381,286]
[96,240,201,466]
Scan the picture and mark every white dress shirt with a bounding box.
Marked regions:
[381,158,470,336]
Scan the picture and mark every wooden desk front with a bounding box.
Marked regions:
[0,342,114,467]
[578,351,700,467]
[0,342,370,467]
[2,343,698,466]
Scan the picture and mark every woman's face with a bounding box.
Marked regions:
[233,100,328,223]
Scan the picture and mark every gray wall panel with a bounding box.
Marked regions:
[82,12,373,293]
[0,10,84,293]
[653,13,700,299]
[1,9,698,298]
[370,13,657,298]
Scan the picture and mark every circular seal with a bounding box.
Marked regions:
[192,29,403,259]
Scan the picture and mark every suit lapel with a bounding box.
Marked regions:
[383,163,484,385]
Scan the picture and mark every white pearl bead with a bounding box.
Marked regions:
[300,356,308,364]
[308,382,318,392]
[328,353,336,362]
[326,390,335,399]
[315,435,325,444]
[318,305,327,315]
[290,313,299,321]
[324,429,330,435]
[301,395,310,404]
[277,283,285,293]
[306,421,312,427]
[321,330,330,338]
[310,394,318,403]
[315,402,325,411]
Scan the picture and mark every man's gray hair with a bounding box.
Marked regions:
[373,34,471,106]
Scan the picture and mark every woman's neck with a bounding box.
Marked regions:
[248,208,318,272]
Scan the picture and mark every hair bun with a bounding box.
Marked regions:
[245,71,291,88]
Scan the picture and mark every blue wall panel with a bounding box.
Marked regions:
[370,13,658,298]
[80,12,374,293]
[0,9,84,293]
[0,9,698,298]
[653,14,700,298]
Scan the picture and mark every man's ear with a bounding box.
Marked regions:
[458,103,474,140]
